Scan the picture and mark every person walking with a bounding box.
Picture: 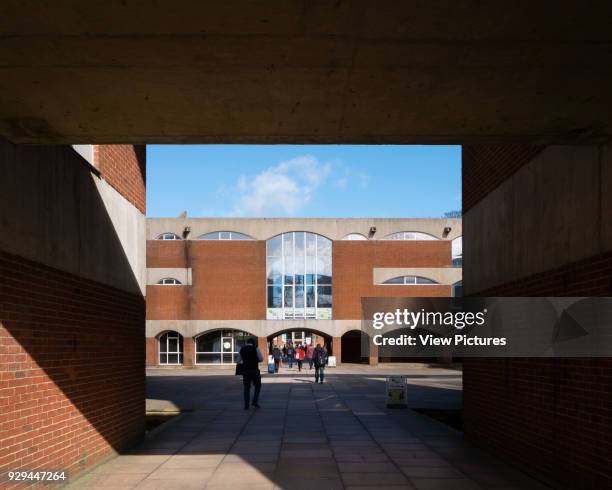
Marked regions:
[306,343,315,369]
[272,345,282,373]
[295,344,305,372]
[286,343,295,369]
[313,343,328,384]
[238,338,264,410]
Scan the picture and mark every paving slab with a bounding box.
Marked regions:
[67,365,549,489]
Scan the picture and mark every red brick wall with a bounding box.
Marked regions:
[94,145,146,214]
[146,286,190,319]
[0,250,145,485]
[462,145,543,211]
[463,252,612,489]
[462,143,612,489]
[147,239,452,322]
[146,240,266,320]
[333,241,452,319]
[146,240,188,268]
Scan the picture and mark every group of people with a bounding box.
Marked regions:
[270,342,315,372]
[238,339,329,410]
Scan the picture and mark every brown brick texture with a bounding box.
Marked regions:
[95,145,146,214]
[146,241,266,320]
[463,143,612,489]
[333,241,452,319]
[0,250,145,486]
[463,251,612,489]
[462,145,543,211]
[146,239,453,322]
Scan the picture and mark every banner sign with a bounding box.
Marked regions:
[361,297,612,358]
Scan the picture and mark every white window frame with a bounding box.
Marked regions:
[157,278,182,285]
[267,232,332,321]
[159,332,183,365]
[157,232,181,240]
[382,275,439,285]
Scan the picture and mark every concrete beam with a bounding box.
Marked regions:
[1,2,612,144]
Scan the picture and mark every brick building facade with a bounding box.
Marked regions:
[145,218,462,367]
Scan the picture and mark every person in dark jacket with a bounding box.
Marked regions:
[238,338,264,409]
[272,346,282,373]
[312,344,328,384]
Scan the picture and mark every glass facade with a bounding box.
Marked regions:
[195,329,256,364]
[266,232,332,320]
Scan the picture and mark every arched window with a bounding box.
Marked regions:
[342,233,367,240]
[157,278,182,285]
[157,232,181,240]
[266,232,332,320]
[159,331,183,365]
[198,231,253,240]
[383,231,438,240]
[195,330,256,364]
[383,276,439,285]
[452,236,462,267]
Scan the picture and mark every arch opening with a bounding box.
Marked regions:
[194,329,257,365]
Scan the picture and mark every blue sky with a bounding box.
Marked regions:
[146,145,461,218]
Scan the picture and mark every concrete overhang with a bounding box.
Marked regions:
[1,2,612,144]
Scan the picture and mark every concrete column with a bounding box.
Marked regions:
[332,337,342,365]
[183,337,195,367]
[258,337,269,366]
[369,342,379,366]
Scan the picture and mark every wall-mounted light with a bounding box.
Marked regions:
[183,226,191,239]
[443,226,451,238]
[369,226,377,238]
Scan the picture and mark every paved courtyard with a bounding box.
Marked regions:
[69,365,548,489]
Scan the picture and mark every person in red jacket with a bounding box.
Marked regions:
[306,343,315,369]
[295,344,305,372]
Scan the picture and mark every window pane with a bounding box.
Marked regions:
[168,337,178,353]
[383,277,404,284]
[160,353,168,364]
[284,286,294,308]
[220,232,231,240]
[167,354,179,364]
[232,232,251,240]
[306,285,315,307]
[416,277,437,284]
[317,286,332,307]
[267,236,282,257]
[197,353,221,364]
[268,286,282,308]
[159,335,168,352]
[200,232,219,240]
[196,332,221,352]
[295,285,304,308]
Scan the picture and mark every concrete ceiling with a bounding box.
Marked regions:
[1,1,612,144]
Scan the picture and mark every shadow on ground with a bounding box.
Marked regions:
[69,367,549,490]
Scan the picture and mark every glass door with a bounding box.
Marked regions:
[221,336,234,364]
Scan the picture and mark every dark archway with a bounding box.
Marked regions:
[340,330,369,364]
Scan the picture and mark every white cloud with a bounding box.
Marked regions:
[232,155,331,217]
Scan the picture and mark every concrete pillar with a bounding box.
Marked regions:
[258,337,269,366]
[369,342,379,366]
[332,337,342,365]
[183,337,195,367]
